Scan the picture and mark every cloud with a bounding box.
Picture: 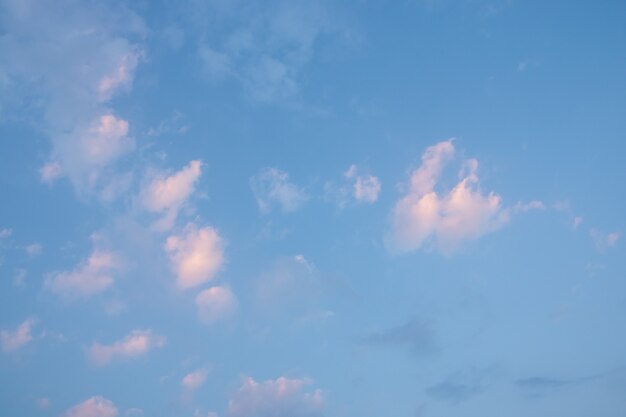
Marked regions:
[0,0,144,195]
[227,376,324,417]
[141,160,203,231]
[251,168,309,214]
[25,242,42,257]
[0,228,12,239]
[515,373,601,398]
[165,223,225,289]
[64,396,118,417]
[0,318,36,352]
[195,286,237,324]
[88,329,165,366]
[360,318,437,355]
[388,139,509,253]
[326,164,381,208]
[182,367,210,391]
[590,229,620,251]
[45,246,120,299]
[196,2,330,101]
[425,368,499,404]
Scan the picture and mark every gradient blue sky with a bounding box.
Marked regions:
[1,1,626,416]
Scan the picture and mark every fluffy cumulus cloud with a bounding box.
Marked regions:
[165,223,224,289]
[64,396,118,417]
[388,139,509,253]
[88,329,165,366]
[0,0,144,196]
[0,318,36,352]
[195,286,237,324]
[45,246,120,299]
[227,376,324,417]
[182,367,210,391]
[250,168,309,214]
[141,160,203,230]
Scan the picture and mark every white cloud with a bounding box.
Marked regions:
[141,160,202,231]
[250,168,309,214]
[0,228,12,239]
[88,329,165,366]
[195,286,237,325]
[354,174,381,203]
[40,161,63,183]
[182,367,210,391]
[0,318,36,352]
[46,246,120,299]
[590,229,620,251]
[165,223,224,289]
[389,139,509,253]
[64,396,118,417]
[227,376,324,417]
[326,165,381,208]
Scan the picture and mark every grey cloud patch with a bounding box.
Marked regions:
[515,374,603,398]
[360,319,437,355]
[425,367,500,404]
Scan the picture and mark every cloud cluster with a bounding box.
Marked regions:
[0,319,36,352]
[389,139,509,253]
[227,376,324,417]
[141,160,203,231]
[88,329,165,366]
[251,168,309,214]
[64,396,118,417]
[0,0,144,196]
[165,223,225,289]
[46,247,120,299]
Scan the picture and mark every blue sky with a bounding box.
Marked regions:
[1,0,625,416]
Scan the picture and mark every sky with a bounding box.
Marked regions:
[1,0,625,416]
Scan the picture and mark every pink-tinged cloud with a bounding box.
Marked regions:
[165,224,224,289]
[0,318,36,352]
[182,367,210,391]
[141,160,202,231]
[389,139,509,253]
[227,376,324,417]
[64,396,118,417]
[195,286,237,324]
[98,52,140,101]
[88,329,165,366]
[46,249,119,299]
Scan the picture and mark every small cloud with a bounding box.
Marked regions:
[64,396,118,417]
[182,367,210,391]
[165,223,224,289]
[250,168,309,214]
[227,376,324,417]
[0,228,12,239]
[326,165,381,208]
[141,160,203,231]
[25,243,42,257]
[513,200,545,212]
[425,367,498,404]
[124,408,144,417]
[45,243,120,299]
[359,318,437,355]
[88,329,165,366]
[97,51,140,101]
[388,139,509,254]
[40,161,63,183]
[13,268,27,287]
[195,286,237,325]
[36,397,51,409]
[0,318,37,352]
[590,229,620,251]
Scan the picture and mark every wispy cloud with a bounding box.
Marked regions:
[590,229,620,251]
[227,376,324,417]
[251,168,309,214]
[0,318,37,352]
[326,164,381,208]
[388,139,509,253]
[195,286,237,325]
[46,243,120,299]
[359,318,437,355]
[165,223,225,289]
[88,329,165,366]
